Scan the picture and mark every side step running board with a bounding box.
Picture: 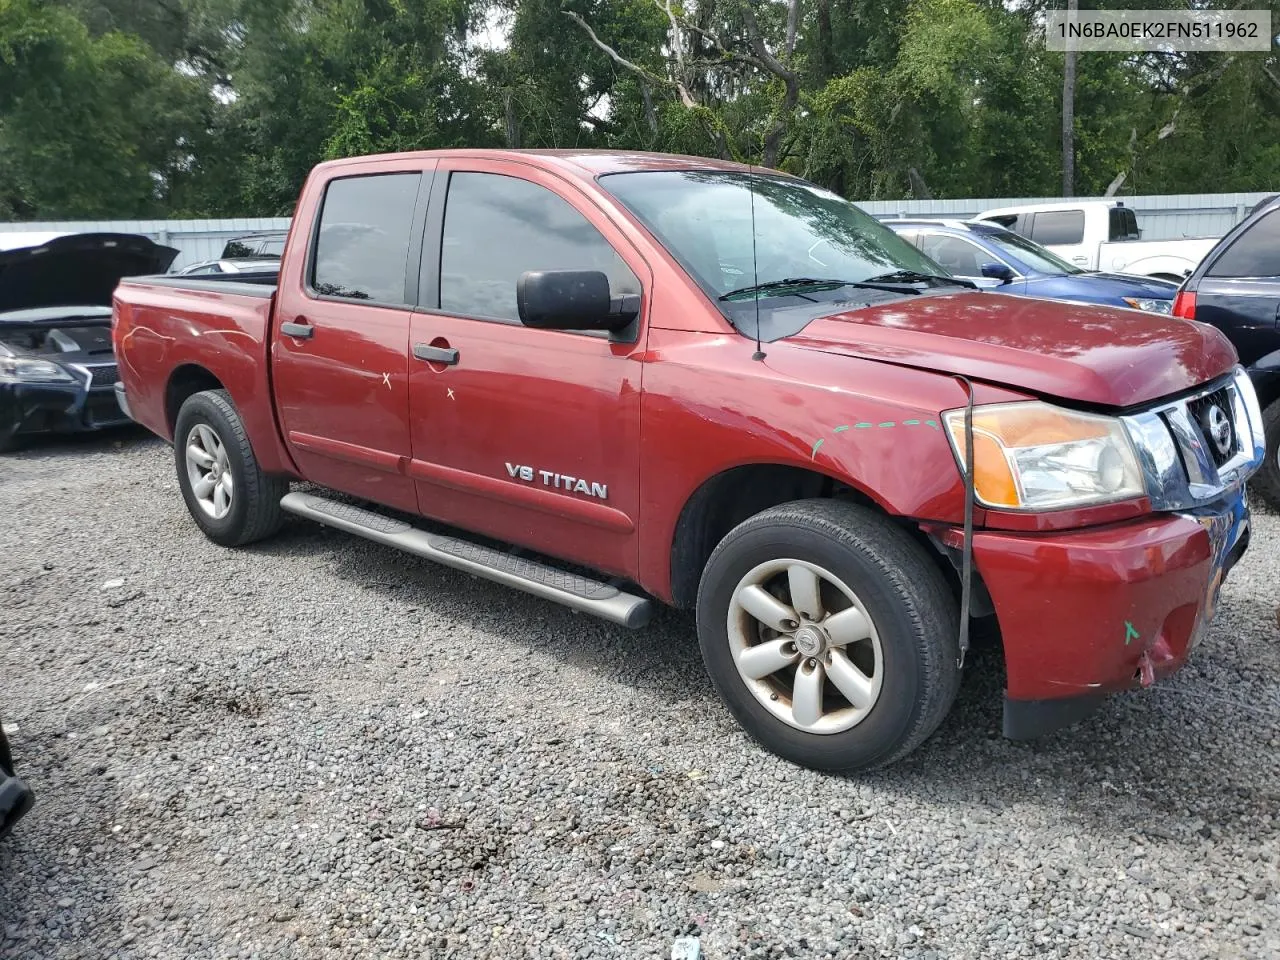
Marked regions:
[280,492,653,629]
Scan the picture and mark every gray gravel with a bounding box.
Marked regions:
[2,427,1279,960]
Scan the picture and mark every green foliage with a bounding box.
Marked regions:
[0,0,207,218]
[0,0,1278,218]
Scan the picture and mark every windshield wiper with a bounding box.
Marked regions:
[719,277,923,301]
[863,270,976,289]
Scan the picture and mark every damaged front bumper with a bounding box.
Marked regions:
[1,369,130,447]
[979,489,1251,739]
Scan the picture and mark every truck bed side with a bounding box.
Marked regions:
[112,276,297,475]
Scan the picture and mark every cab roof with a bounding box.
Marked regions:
[310,148,796,182]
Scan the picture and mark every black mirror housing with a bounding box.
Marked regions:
[517,270,638,331]
[980,262,1015,283]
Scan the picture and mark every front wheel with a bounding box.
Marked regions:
[1252,400,1280,512]
[696,499,961,772]
[174,389,287,547]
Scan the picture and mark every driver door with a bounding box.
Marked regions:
[404,160,651,579]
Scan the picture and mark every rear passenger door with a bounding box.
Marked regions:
[272,162,433,513]
[405,159,649,580]
[1194,209,1280,367]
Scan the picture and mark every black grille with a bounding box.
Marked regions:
[1187,387,1236,467]
[82,363,119,389]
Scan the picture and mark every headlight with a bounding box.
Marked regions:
[1122,297,1172,314]
[0,356,75,383]
[943,401,1145,510]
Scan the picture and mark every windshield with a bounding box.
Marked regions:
[599,170,951,302]
[980,228,1083,275]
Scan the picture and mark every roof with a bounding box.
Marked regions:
[976,199,1120,217]
[882,218,974,231]
[311,149,792,182]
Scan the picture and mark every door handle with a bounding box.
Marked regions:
[413,343,459,365]
[281,321,314,339]
[1071,256,1088,264]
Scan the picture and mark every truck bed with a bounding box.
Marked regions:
[112,274,295,474]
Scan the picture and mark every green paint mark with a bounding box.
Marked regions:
[925,419,939,429]
[855,422,873,429]
[1124,621,1140,646]
[833,425,850,433]
[904,419,920,425]
[878,421,896,428]
[811,438,825,459]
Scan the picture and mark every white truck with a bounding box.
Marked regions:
[972,200,1220,282]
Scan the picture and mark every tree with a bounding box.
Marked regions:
[0,0,208,218]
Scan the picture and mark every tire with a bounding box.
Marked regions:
[696,499,961,772]
[1253,400,1280,512]
[173,389,287,547]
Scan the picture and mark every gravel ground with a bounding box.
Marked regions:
[1,427,1278,960]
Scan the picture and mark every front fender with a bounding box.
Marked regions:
[635,330,1029,600]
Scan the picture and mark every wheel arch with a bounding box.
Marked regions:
[165,364,225,435]
[666,461,954,610]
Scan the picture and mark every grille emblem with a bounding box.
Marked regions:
[1203,404,1233,458]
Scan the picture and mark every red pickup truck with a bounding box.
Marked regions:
[112,150,1265,772]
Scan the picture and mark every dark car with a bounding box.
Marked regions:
[1173,196,1280,508]
[0,232,178,451]
[885,219,1179,313]
[0,717,33,839]
[220,231,287,259]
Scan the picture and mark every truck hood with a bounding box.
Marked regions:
[786,290,1236,408]
[0,233,178,312]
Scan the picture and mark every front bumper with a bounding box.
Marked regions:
[975,492,1250,739]
[0,379,131,445]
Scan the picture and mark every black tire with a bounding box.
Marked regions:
[173,389,287,546]
[696,499,961,773]
[1253,400,1280,512]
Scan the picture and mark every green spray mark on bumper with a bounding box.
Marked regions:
[1124,621,1140,645]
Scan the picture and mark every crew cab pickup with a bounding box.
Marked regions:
[973,200,1219,282]
[113,150,1265,772]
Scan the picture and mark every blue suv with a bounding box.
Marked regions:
[884,219,1178,314]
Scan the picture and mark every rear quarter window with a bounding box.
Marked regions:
[1108,207,1140,241]
[1207,210,1280,278]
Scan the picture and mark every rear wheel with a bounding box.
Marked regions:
[174,389,287,546]
[696,499,961,772]
[1253,400,1280,512]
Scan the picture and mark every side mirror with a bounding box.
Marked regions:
[516,270,639,332]
[980,262,1015,283]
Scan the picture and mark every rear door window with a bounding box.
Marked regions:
[438,171,639,323]
[1029,210,1085,245]
[1207,210,1280,278]
[311,173,422,304]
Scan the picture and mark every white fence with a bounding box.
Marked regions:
[860,192,1273,241]
[0,192,1273,266]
